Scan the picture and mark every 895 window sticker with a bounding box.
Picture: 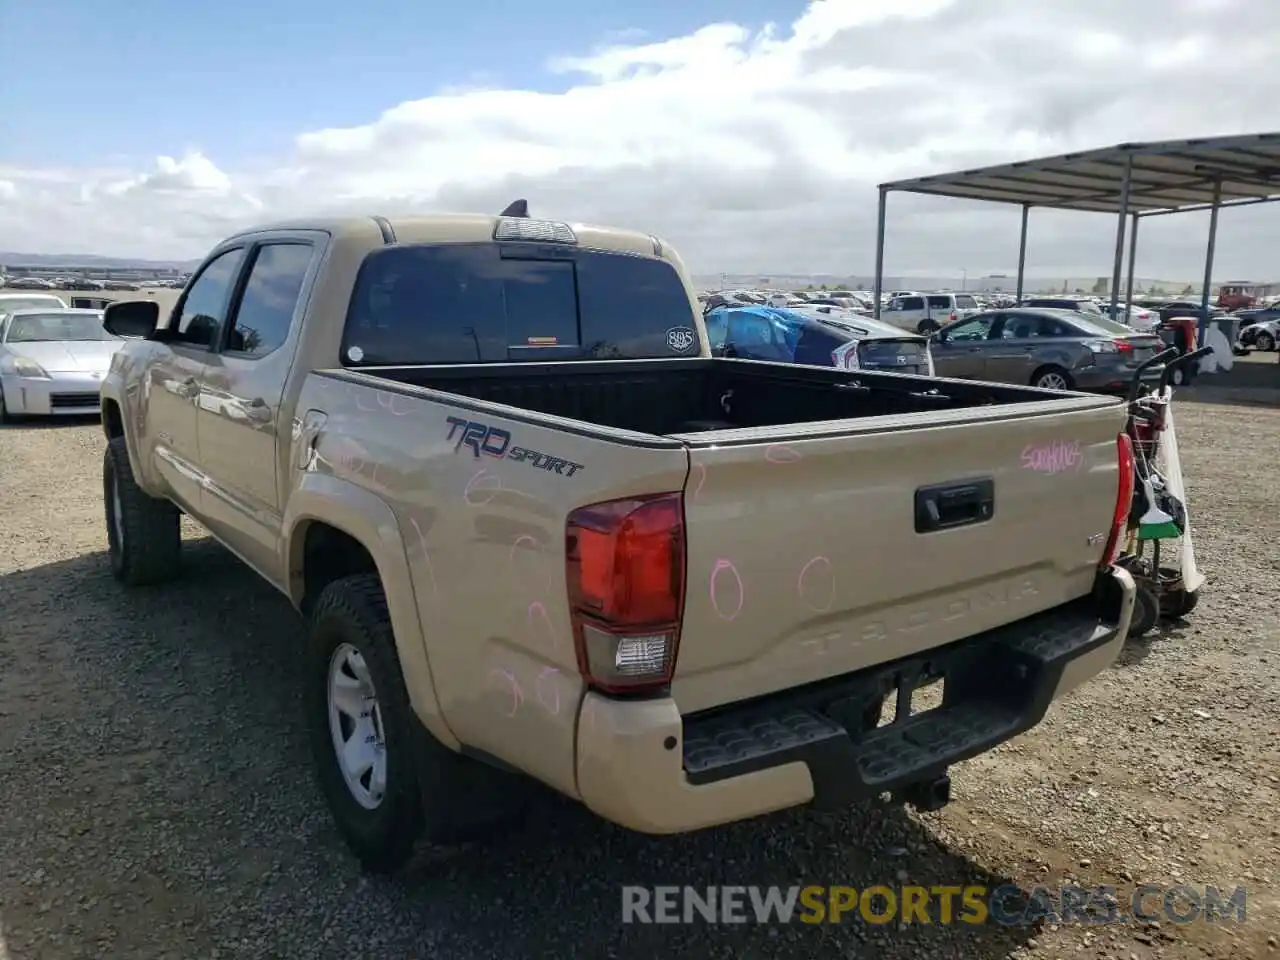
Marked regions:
[666,327,696,353]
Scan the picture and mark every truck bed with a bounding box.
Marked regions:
[355,357,1102,439]
[314,355,1128,717]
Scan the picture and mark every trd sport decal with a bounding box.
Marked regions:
[445,416,585,477]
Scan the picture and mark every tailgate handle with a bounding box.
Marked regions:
[915,479,994,533]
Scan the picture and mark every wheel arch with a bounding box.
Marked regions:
[284,474,459,750]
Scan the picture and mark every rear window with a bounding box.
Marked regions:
[926,295,952,308]
[955,295,978,309]
[1072,314,1137,337]
[341,243,698,366]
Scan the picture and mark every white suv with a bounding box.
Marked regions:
[883,292,981,333]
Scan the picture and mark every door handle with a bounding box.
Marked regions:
[914,478,995,533]
[244,398,272,422]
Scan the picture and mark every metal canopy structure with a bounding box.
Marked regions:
[872,132,1280,343]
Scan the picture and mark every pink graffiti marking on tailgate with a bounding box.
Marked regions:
[797,555,835,612]
[1021,440,1083,474]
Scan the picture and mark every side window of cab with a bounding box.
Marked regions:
[165,248,246,350]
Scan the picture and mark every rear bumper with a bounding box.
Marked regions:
[576,565,1134,835]
[0,373,103,415]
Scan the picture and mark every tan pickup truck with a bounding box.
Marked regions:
[98,207,1138,873]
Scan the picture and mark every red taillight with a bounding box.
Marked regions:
[566,492,686,694]
[1100,433,1136,567]
[949,311,957,323]
[1116,340,1134,354]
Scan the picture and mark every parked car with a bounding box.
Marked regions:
[0,308,121,421]
[1020,296,1107,320]
[806,296,872,314]
[0,291,68,318]
[1237,317,1279,353]
[1232,303,1280,353]
[4,276,56,290]
[98,208,1137,874]
[1095,302,1159,332]
[882,292,982,333]
[703,303,935,374]
[1152,300,1214,324]
[929,308,1165,392]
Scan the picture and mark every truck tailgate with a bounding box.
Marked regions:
[673,399,1127,713]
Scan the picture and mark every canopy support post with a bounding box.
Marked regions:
[873,186,888,319]
[1199,178,1223,347]
[1015,204,1030,302]
[1108,155,1133,322]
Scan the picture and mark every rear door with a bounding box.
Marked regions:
[984,311,1070,384]
[673,398,1128,712]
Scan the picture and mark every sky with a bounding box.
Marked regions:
[2,0,1279,279]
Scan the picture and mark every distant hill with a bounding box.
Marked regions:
[0,252,201,270]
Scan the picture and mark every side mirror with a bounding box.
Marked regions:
[103,299,161,339]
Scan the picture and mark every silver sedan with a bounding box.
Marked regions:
[0,308,124,421]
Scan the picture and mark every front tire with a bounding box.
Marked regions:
[1256,331,1276,352]
[104,436,182,585]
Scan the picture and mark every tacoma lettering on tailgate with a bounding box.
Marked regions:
[445,416,585,477]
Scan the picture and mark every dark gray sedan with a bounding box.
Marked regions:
[929,308,1164,392]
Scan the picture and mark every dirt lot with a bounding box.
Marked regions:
[1,362,1278,959]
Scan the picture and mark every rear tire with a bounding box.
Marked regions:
[307,574,427,873]
[104,436,182,586]
[917,319,940,334]
[1031,366,1075,391]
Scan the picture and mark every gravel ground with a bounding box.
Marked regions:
[1,387,1277,959]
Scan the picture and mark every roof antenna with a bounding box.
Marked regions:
[500,199,529,218]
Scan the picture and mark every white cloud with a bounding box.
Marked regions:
[0,180,16,200]
[3,0,1280,280]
